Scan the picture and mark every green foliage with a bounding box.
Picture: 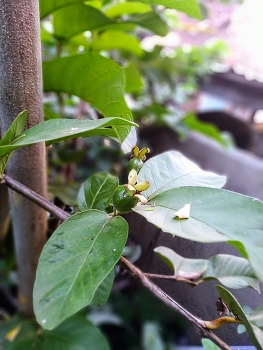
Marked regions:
[33,210,128,330]
[154,247,259,291]
[78,173,119,211]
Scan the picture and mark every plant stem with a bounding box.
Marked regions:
[3,175,69,221]
[120,256,232,350]
[3,175,232,349]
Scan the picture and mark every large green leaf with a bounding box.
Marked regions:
[43,53,133,142]
[133,187,263,282]
[38,315,110,350]
[53,4,134,39]
[154,246,259,291]
[137,151,226,200]
[92,30,143,56]
[104,1,152,18]
[0,117,136,158]
[39,0,84,19]
[217,285,263,350]
[53,3,167,38]
[140,0,201,19]
[78,173,119,211]
[33,210,128,330]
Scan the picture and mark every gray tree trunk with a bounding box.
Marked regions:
[0,1,47,317]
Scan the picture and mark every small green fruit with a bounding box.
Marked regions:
[112,185,139,213]
[128,158,144,174]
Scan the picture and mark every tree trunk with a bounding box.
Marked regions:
[0,1,47,317]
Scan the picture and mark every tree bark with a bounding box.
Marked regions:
[0,1,47,317]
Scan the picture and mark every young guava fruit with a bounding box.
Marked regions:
[127,157,144,174]
[112,184,139,213]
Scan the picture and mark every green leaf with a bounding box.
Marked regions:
[140,0,201,19]
[0,118,136,158]
[129,11,168,37]
[154,247,259,291]
[217,285,263,350]
[137,151,226,200]
[78,173,119,211]
[104,2,152,18]
[39,0,84,19]
[183,113,230,148]
[92,30,143,56]
[202,338,220,350]
[134,187,263,283]
[123,62,144,93]
[38,315,109,350]
[53,4,133,40]
[43,53,133,142]
[0,110,28,177]
[248,304,263,329]
[33,210,128,330]
[0,110,28,146]
[90,269,115,306]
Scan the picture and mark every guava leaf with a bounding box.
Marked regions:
[33,210,128,330]
[43,53,133,143]
[217,285,263,350]
[0,117,136,158]
[0,110,28,177]
[154,247,259,291]
[134,186,263,282]
[78,173,119,211]
[137,151,226,200]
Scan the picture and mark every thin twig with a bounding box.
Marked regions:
[120,256,232,350]
[3,174,232,350]
[144,272,202,285]
[3,175,69,221]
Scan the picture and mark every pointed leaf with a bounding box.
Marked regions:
[0,118,136,158]
[134,187,263,282]
[0,110,28,146]
[38,315,109,350]
[217,285,263,350]
[154,247,259,291]
[33,210,128,330]
[43,53,133,142]
[78,173,119,211]
[0,110,28,177]
[137,151,226,200]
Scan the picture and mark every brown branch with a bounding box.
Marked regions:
[144,272,203,285]
[120,256,232,350]
[3,175,69,222]
[3,174,232,350]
